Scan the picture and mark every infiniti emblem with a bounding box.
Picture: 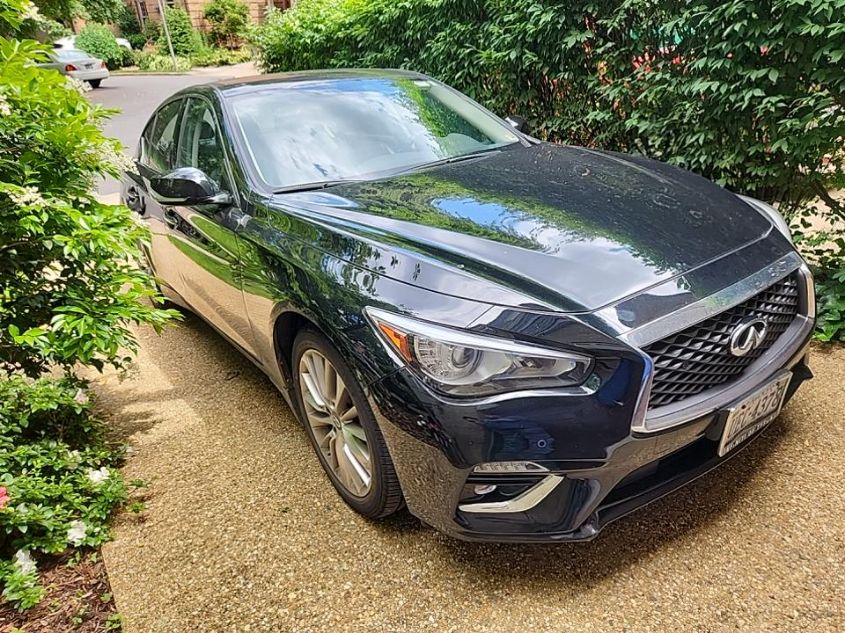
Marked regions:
[729,318,769,357]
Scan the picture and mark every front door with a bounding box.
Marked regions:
[167,96,257,357]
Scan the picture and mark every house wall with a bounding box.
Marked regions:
[132,0,294,31]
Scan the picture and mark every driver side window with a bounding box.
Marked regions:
[177,97,230,191]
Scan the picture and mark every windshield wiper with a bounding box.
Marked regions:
[273,148,505,193]
[390,148,503,177]
[273,179,363,194]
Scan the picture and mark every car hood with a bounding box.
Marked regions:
[274,143,773,312]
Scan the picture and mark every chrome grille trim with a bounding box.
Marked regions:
[633,264,814,433]
[643,274,799,409]
[617,251,803,348]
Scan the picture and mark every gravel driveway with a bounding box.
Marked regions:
[89,316,844,632]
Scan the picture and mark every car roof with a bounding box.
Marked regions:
[177,69,430,100]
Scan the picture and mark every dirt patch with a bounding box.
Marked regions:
[0,552,120,633]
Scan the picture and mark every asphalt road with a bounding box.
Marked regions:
[87,66,256,195]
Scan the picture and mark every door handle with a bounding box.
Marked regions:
[222,207,252,231]
[125,186,145,215]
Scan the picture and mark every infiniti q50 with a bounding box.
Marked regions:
[123,70,814,542]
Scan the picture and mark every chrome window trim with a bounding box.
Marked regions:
[457,475,564,514]
[631,263,814,433]
[613,250,804,348]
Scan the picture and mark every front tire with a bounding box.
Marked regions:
[292,328,403,519]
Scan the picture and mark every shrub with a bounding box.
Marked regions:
[1,0,175,607]
[75,22,124,69]
[141,17,160,43]
[116,4,140,36]
[203,0,249,48]
[250,0,845,341]
[125,31,146,50]
[190,45,250,67]
[794,207,845,342]
[157,6,201,57]
[135,50,192,71]
[0,377,142,609]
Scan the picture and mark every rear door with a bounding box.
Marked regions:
[167,95,257,356]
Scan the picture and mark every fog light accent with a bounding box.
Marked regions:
[472,461,548,474]
[473,484,497,495]
[459,475,564,514]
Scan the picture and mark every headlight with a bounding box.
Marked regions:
[738,194,793,243]
[365,308,593,396]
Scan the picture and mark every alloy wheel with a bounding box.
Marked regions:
[298,349,372,497]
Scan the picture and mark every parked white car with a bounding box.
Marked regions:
[41,48,109,88]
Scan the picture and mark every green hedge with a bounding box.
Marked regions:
[157,7,202,57]
[75,23,126,69]
[251,0,845,212]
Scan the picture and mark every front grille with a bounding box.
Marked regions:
[644,274,800,409]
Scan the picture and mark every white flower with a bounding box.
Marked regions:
[13,549,36,575]
[67,520,88,545]
[97,143,136,172]
[8,186,45,208]
[73,388,89,405]
[86,466,110,485]
[65,75,92,94]
[21,2,40,21]
[0,94,11,117]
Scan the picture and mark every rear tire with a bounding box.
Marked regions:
[292,328,403,519]
[89,79,101,88]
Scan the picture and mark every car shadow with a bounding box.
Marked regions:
[96,311,792,589]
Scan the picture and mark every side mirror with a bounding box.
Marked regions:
[505,115,526,133]
[149,167,232,206]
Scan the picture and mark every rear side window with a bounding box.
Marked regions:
[143,99,183,173]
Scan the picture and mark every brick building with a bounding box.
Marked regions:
[128,0,295,31]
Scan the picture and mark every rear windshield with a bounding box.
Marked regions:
[53,49,92,61]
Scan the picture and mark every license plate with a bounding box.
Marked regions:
[718,371,791,457]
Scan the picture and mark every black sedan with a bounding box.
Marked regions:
[124,70,815,542]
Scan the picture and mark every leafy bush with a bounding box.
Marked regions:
[203,0,249,48]
[157,6,201,57]
[794,207,845,342]
[251,0,845,341]
[141,17,160,43]
[1,0,174,608]
[250,1,361,73]
[190,45,250,67]
[125,31,145,50]
[134,50,192,71]
[0,377,141,609]
[75,22,124,69]
[116,4,140,36]
[78,0,124,24]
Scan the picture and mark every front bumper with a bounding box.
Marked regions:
[369,330,813,543]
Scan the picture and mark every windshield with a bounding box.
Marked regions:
[53,49,92,61]
[227,76,521,189]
